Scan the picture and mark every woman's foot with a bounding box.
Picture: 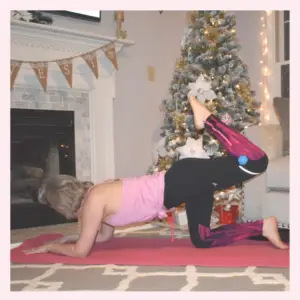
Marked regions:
[188,95,211,130]
[262,216,289,249]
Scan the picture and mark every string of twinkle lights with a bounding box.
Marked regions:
[259,11,272,123]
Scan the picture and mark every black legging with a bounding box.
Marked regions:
[163,114,269,248]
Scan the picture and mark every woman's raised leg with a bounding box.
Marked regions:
[163,96,288,249]
[190,95,269,188]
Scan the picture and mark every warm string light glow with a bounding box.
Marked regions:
[259,11,271,122]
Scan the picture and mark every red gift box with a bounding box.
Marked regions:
[166,211,174,224]
[215,205,239,225]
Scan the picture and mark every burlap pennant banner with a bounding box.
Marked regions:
[81,51,99,79]
[11,41,120,91]
[10,60,22,89]
[30,62,48,91]
[56,59,73,88]
[102,43,118,70]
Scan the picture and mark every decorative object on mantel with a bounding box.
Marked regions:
[11,10,53,25]
[114,11,127,39]
[159,11,163,14]
[11,41,118,92]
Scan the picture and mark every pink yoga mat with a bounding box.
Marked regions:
[11,234,289,268]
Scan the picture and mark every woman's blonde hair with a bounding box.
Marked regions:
[38,174,93,220]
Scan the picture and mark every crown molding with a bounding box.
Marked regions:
[11,19,135,60]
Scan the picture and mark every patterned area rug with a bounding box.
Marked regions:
[11,223,289,291]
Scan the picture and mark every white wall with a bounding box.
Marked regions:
[114,11,186,178]
[43,11,269,178]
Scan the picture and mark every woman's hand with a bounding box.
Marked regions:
[23,234,80,255]
[23,243,51,255]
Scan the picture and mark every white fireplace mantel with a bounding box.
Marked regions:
[11,19,135,183]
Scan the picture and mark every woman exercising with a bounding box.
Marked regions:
[26,95,288,257]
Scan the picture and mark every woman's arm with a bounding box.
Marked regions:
[44,194,104,258]
[95,222,115,242]
[54,222,114,244]
[54,234,80,244]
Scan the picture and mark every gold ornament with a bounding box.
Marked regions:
[157,156,174,171]
[175,134,187,144]
[183,105,190,112]
[188,11,197,25]
[204,99,217,113]
[236,83,254,104]
[173,112,186,129]
[204,26,221,42]
[175,56,185,69]
[219,11,226,19]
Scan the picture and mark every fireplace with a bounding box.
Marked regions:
[10,19,133,229]
[11,108,76,229]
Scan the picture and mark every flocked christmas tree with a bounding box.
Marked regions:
[148,11,261,207]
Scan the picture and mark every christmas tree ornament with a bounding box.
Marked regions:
[175,56,185,69]
[173,112,186,129]
[177,137,210,159]
[188,75,217,104]
[204,26,221,42]
[220,112,232,125]
[152,137,168,164]
[204,141,219,156]
[210,17,217,26]
[188,11,197,25]
[157,156,174,170]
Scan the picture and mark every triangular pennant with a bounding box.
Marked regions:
[102,43,118,70]
[81,51,99,79]
[10,60,22,90]
[30,62,48,91]
[57,59,73,88]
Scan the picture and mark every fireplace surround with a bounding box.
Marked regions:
[11,20,134,229]
[11,108,76,202]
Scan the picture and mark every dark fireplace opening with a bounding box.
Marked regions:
[11,108,76,229]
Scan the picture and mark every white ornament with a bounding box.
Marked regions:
[152,137,168,163]
[205,145,216,157]
[221,113,232,125]
[188,75,217,104]
[177,136,210,159]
